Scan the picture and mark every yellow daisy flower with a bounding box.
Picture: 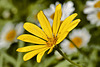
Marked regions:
[16,4,80,63]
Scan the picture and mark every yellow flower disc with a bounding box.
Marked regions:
[69,37,82,48]
[94,1,100,8]
[97,12,100,19]
[5,30,16,42]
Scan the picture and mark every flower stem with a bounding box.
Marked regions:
[56,46,82,67]
[0,53,3,67]
[1,51,16,66]
[66,37,81,52]
[16,41,24,67]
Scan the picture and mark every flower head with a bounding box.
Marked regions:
[0,22,24,50]
[86,10,100,26]
[43,1,75,26]
[84,0,100,14]
[84,0,100,26]
[16,4,80,63]
[61,28,91,55]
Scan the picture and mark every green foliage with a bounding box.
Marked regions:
[0,0,100,67]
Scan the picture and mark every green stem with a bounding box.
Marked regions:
[16,41,24,67]
[56,46,82,67]
[1,51,16,66]
[0,53,3,67]
[66,37,81,52]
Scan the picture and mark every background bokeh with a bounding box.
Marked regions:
[0,0,100,67]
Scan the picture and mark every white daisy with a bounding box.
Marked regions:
[0,22,24,50]
[43,1,75,26]
[86,10,100,26]
[84,0,100,14]
[61,28,91,55]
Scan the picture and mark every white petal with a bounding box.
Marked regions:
[48,18,53,26]
[15,22,24,36]
[86,1,96,6]
[87,13,98,24]
[60,39,77,55]
[84,0,98,14]
[0,41,11,50]
[84,7,95,14]
[55,1,60,5]
[61,1,75,20]
[43,4,55,17]
[0,22,14,41]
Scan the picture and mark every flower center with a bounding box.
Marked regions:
[46,36,57,47]
[5,30,16,42]
[97,12,100,19]
[50,13,55,20]
[69,37,82,48]
[94,1,100,8]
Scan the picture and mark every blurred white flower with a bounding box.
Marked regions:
[84,0,100,14]
[61,28,91,55]
[0,22,24,50]
[43,1,75,26]
[2,10,11,19]
[54,51,63,60]
[84,0,100,26]
[86,10,100,26]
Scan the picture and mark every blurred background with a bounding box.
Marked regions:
[0,0,100,67]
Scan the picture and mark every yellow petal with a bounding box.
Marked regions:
[23,47,48,61]
[16,45,47,52]
[47,45,55,54]
[56,19,80,44]
[23,22,48,41]
[37,11,53,38]
[37,48,49,63]
[56,31,69,44]
[17,34,46,44]
[52,4,62,36]
[67,19,81,31]
[58,13,78,35]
